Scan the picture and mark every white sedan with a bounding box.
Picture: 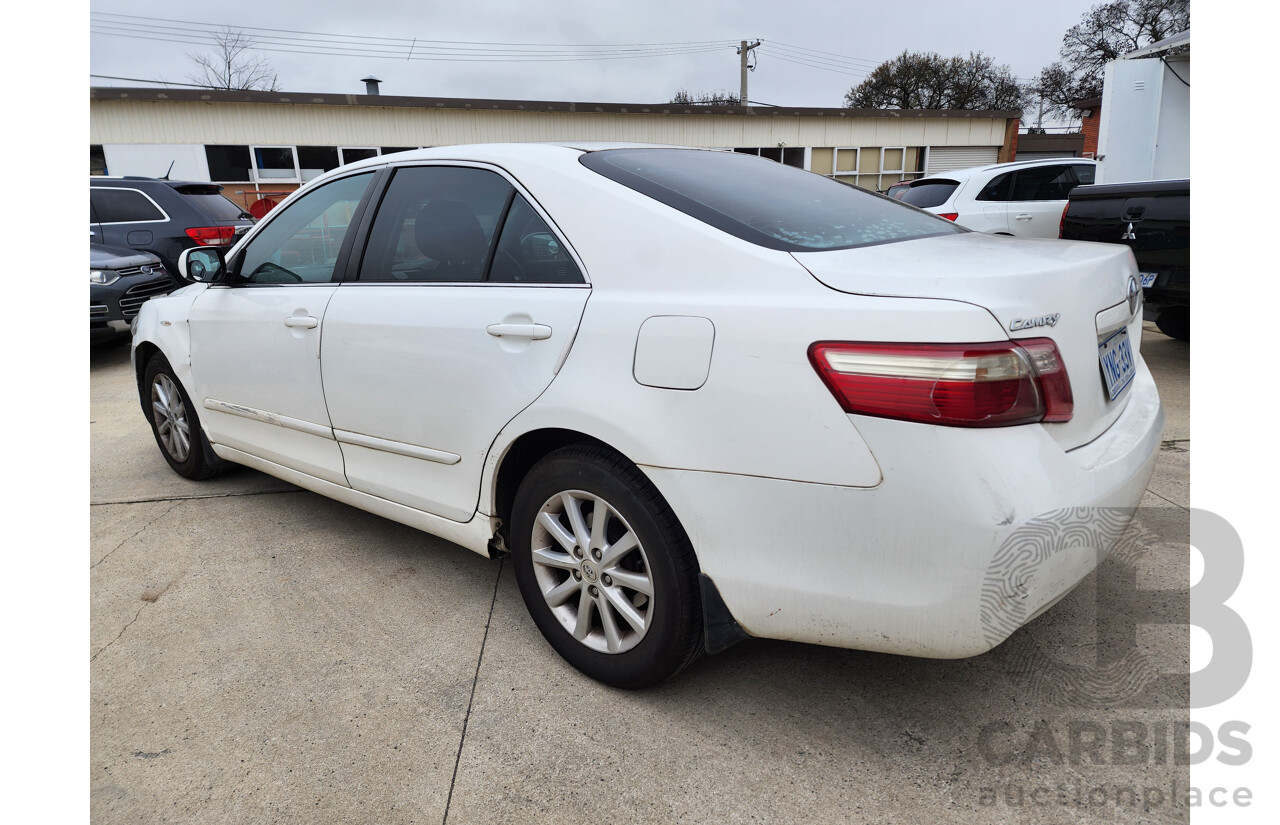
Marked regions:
[132,143,1162,687]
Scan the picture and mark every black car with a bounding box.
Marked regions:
[90,244,177,345]
[90,177,255,275]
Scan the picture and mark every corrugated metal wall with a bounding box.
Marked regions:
[90,99,1010,150]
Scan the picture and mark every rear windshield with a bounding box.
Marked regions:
[175,186,252,221]
[898,180,959,209]
[580,149,963,251]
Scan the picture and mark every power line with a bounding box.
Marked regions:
[89,12,737,59]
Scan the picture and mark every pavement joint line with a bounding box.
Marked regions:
[442,555,505,825]
[90,488,305,507]
[1145,486,1190,512]
[91,500,183,570]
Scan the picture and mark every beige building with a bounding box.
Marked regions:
[90,87,1019,212]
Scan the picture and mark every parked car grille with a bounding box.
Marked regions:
[90,304,108,317]
[119,278,176,317]
[115,264,167,279]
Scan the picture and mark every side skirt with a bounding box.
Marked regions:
[213,444,498,558]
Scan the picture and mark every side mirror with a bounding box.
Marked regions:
[179,247,227,283]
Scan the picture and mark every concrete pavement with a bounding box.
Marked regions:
[91,325,1190,824]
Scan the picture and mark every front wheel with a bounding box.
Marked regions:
[511,445,703,688]
[143,354,227,480]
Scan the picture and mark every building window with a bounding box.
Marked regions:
[297,146,340,182]
[811,146,926,192]
[252,146,300,182]
[91,145,107,176]
[734,147,805,168]
[205,145,253,182]
[339,146,379,165]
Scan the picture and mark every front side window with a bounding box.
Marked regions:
[582,149,962,251]
[359,166,513,283]
[237,172,374,284]
[90,188,166,223]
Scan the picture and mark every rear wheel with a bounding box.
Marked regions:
[144,354,227,480]
[511,444,703,688]
[1155,307,1189,341]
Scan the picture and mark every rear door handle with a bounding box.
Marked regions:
[487,322,552,340]
[1015,213,1033,221]
[284,315,319,329]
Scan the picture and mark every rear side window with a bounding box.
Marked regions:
[898,180,959,209]
[1073,164,1096,186]
[90,188,166,223]
[1010,165,1077,201]
[359,166,513,282]
[581,149,962,251]
[975,172,1014,202]
[489,195,584,284]
[174,186,250,221]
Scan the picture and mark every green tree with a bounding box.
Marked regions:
[843,51,1024,111]
[1030,0,1189,119]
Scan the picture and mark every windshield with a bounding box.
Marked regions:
[580,149,963,251]
[898,181,960,209]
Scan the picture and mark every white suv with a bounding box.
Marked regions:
[897,158,1096,239]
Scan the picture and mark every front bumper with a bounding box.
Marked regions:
[641,360,1164,658]
[91,275,175,343]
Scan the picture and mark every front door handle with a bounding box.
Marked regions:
[284,315,319,329]
[487,322,552,340]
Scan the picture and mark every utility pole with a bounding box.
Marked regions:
[738,39,761,106]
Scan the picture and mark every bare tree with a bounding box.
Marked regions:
[1030,0,1189,120]
[843,52,1024,112]
[188,28,279,91]
[670,88,741,106]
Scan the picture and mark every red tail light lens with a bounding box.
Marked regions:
[938,212,959,221]
[808,338,1073,428]
[185,226,237,246]
[1058,202,1070,238]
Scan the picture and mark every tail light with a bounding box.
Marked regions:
[938,212,959,221]
[1058,202,1070,238]
[808,339,1073,428]
[185,226,237,246]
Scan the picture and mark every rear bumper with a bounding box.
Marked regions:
[642,360,1163,658]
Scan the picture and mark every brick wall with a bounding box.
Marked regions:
[1080,109,1100,157]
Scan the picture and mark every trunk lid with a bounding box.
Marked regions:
[792,232,1142,450]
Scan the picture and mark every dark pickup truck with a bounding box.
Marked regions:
[1060,179,1189,340]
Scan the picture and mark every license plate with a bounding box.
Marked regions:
[1098,327,1136,401]
[1139,271,1158,287]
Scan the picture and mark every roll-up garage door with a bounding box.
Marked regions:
[925,146,1000,174]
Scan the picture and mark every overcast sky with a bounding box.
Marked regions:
[89,0,1100,113]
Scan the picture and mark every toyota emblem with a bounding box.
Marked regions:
[1126,275,1141,317]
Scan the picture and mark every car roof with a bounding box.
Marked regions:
[914,156,1095,185]
[90,176,220,189]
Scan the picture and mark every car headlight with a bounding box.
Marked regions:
[90,269,120,285]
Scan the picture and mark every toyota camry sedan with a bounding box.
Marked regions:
[132,143,1163,688]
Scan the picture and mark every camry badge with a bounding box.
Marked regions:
[1010,314,1060,331]
[1127,275,1142,316]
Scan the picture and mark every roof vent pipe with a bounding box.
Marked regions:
[361,76,382,95]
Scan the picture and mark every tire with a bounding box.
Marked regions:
[510,444,703,688]
[143,354,228,480]
[1155,307,1190,341]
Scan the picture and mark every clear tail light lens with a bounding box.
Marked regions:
[808,338,1073,428]
[185,226,237,246]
